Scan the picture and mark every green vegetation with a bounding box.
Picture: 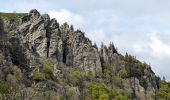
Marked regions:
[0,81,19,99]
[13,68,22,81]
[0,12,26,23]
[118,68,128,79]
[99,93,109,100]
[112,76,123,87]
[86,82,109,100]
[33,59,54,82]
[157,80,170,99]
[0,82,12,94]
[42,59,54,78]
[86,82,129,100]
[33,72,44,82]
[114,95,128,100]
[68,71,81,85]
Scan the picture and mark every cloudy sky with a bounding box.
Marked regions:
[1,0,170,81]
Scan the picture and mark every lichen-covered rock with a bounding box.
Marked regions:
[60,23,101,73]
[3,19,17,33]
[47,19,63,61]
[18,10,102,74]
[99,42,118,66]
[19,10,63,62]
[125,77,156,100]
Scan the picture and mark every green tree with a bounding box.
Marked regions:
[157,80,170,99]
[86,82,109,100]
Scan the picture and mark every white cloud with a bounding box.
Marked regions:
[48,9,85,30]
[149,34,170,56]
[130,31,170,57]
[86,29,108,46]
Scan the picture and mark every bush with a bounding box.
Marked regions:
[112,77,123,87]
[114,95,128,100]
[112,88,118,97]
[13,68,22,81]
[99,93,109,100]
[0,81,19,99]
[68,71,81,85]
[33,72,44,82]
[43,65,53,76]
[86,82,109,100]
[43,60,53,77]
[0,82,11,94]
[119,68,127,79]
[86,70,94,79]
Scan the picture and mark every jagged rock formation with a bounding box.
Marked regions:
[100,42,118,66]
[17,9,101,74]
[0,9,165,100]
[60,23,101,73]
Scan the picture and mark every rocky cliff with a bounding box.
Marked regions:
[0,9,168,100]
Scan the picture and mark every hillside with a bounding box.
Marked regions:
[0,9,169,100]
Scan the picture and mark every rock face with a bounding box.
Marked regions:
[60,23,101,73]
[19,9,48,58]
[99,42,118,66]
[7,9,101,74]
[125,77,156,100]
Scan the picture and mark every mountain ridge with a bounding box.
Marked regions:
[0,9,169,100]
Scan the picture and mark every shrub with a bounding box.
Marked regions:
[99,93,109,100]
[112,77,123,87]
[112,88,118,97]
[33,72,44,82]
[0,81,18,99]
[43,65,53,76]
[86,82,109,100]
[68,71,81,85]
[67,88,74,98]
[14,68,22,81]
[43,60,53,77]
[119,68,127,79]
[0,82,11,94]
[114,95,128,100]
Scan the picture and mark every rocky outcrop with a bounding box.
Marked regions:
[19,9,48,58]
[125,77,157,100]
[1,9,101,74]
[60,23,101,73]
[47,18,63,61]
[99,42,118,66]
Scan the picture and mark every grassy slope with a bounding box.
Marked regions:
[0,12,27,22]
